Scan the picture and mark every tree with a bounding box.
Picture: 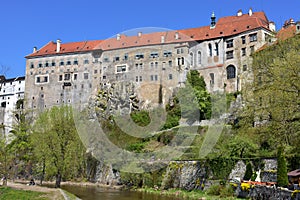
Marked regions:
[277,146,288,187]
[240,34,300,154]
[182,70,211,123]
[31,106,86,188]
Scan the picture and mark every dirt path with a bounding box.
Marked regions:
[7,181,65,200]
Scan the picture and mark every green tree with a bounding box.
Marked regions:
[240,34,300,154]
[277,146,288,187]
[31,106,86,188]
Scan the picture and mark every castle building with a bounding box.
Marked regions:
[25,9,275,111]
[0,76,25,136]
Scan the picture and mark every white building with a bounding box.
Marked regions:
[0,76,25,137]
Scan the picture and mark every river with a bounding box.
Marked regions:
[62,185,180,200]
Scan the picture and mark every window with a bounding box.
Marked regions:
[243,64,247,71]
[124,53,128,60]
[103,76,106,80]
[190,52,194,66]
[60,60,64,66]
[181,57,184,65]
[226,39,234,48]
[36,75,49,83]
[163,51,172,57]
[59,75,63,81]
[208,43,212,56]
[94,69,98,74]
[84,73,89,80]
[45,61,49,67]
[215,43,219,56]
[226,51,234,59]
[139,63,143,69]
[30,63,34,69]
[250,46,255,53]
[64,73,71,81]
[73,59,78,65]
[74,74,78,80]
[241,48,246,56]
[168,60,172,67]
[139,76,142,82]
[150,62,154,68]
[241,36,246,44]
[154,75,158,81]
[84,59,89,64]
[226,65,236,79]
[150,75,158,81]
[51,61,56,66]
[135,63,139,69]
[135,54,144,59]
[150,75,154,81]
[249,33,257,42]
[177,49,180,54]
[38,63,42,68]
[116,65,127,73]
[155,62,158,68]
[150,52,159,58]
[114,56,120,62]
[197,51,201,65]
[135,76,139,82]
[66,60,71,65]
[210,73,215,85]
[168,74,173,80]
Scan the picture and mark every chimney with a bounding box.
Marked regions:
[161,35,165,43]
[138,32,142,37]
[269,21,276,32]
[210,12,216,29]
[237,9,243,17]
[56,39,61,53]
[33,47,37,53]
[175,32,179,40]
[116,34,121,40]
[249,8,253,16]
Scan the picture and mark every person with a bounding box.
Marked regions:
[29,178,35,186]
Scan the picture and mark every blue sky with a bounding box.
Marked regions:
[0,0,298,78]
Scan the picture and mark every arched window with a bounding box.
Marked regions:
[208,43,212,57]
[190,52,194,66]
[226,65,236,79]
[197,51,201,65]
[215,43,219,56]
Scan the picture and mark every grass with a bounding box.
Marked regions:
[139,187,240,200]
[0,187,48,200]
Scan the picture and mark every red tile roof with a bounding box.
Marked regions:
[26,11,271,58]
[277,25,297,41]
[26,40,103,58]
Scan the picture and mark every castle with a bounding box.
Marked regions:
[24,9,275,112]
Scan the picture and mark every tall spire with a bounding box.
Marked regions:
[210,12,216,29]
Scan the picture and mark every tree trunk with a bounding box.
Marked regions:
[40,160,45,185]
[55,172,62,188]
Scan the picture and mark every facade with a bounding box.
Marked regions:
[0,76,25,136]
[25,9,275,112]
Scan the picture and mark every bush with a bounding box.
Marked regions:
[206,184,222,195]
[220,185,234,198]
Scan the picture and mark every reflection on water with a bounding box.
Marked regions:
[62,185,180,200]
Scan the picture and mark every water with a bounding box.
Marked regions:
[62,185,180,200]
